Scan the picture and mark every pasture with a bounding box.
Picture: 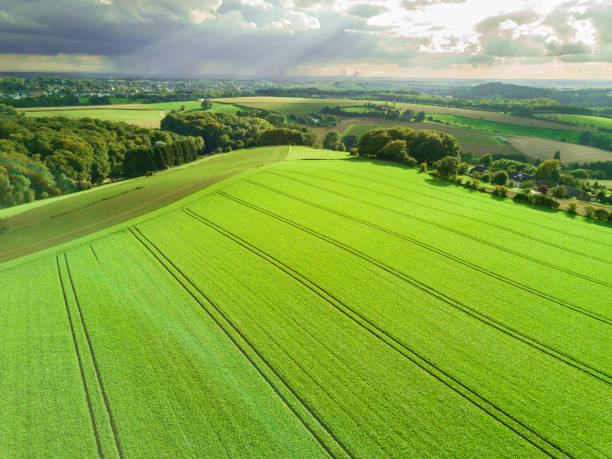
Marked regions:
[1,152,610,457]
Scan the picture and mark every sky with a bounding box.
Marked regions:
[0,0,611,79]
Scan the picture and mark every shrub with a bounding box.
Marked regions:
[403,156,418,167]
[349,148,359,156]
[457,162,469,175]
[471,179,481,190]
[434,156,460,179]
[513,192,531,204]
[455,177,463,185]
[551,185,568,198]
[493,185,507,197]
[531,194,560,209]
[585,205,595,218]
[593,208,610,221]
[492,170,509,186]
[419,162,427,172]
[481,172,491,183]
[520,180,536,189]
[537,183,549,195]
[566,201,577,214]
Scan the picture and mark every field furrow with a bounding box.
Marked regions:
[179,192,611,457]
[256,167,612,315]
[58,234,330,457]
[0,258,100,457]
[137,212,544,457]
[215,190,611,384]
[271,168,612,284]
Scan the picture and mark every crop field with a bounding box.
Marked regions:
[0,147,288,263]
[429,114,587,143]
[505,135,612,163]
[21,105,165,128]
[214,96,367,114]
[537,113,612,130]
[286,146,350,160]
[1,152,610,457]
[147,100,204,111]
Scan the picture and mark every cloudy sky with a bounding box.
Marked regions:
[0,0,611,78]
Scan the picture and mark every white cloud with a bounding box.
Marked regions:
[263,10,320,33]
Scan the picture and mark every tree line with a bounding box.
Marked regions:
[0,116,204,207]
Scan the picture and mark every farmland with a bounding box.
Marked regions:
[0,146,288,263]
[1,152,610,457]
[537,113,612,130]
[505,135,612,163]
[20,105,166,128]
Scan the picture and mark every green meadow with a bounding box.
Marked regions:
[537,113,612,130]
[1,148,610,457]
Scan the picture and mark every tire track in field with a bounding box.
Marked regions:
[216,191,612,385]
[182,206,572,459]
[128,226,351,459]
[63,254,124,459]
[263,171,612,289]
[295,165,612,258]
[247,178,611,325]
[56,255,104,459]
[312,164,612,246]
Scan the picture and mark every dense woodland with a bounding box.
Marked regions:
[0,116,204,207]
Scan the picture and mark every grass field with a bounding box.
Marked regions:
[537,113,612,130]
[1,152,610,457]
[0,147,288,263]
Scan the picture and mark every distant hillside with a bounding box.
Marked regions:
[453,82,554,100]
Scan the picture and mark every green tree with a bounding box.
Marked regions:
[200,99,213,110]
[480,154,493,167]
[492,170,509,185]
[434,156,460,179]
[358,128,391,157]
[323,131,344,151]
[535,159,561,183]
[553,150,561,160]
[415,111,426,122]
[380,140,408,162]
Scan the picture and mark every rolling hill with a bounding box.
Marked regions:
[1,149,610,457]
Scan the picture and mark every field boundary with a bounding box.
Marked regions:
[246,178,611,325]
[269,170,612,288]
[182,205,572,458]
[217,190,612,384]
[128,226,351,459]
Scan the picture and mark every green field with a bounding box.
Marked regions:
[214,96,367,114]
[505,135,612,163]
[21,105,165,128]
[538,113,612,130]
[1,152,611,457]
[430,114,585,143]
[286,146,350,160]
[147,100,204,111]
[0,147,288,263]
